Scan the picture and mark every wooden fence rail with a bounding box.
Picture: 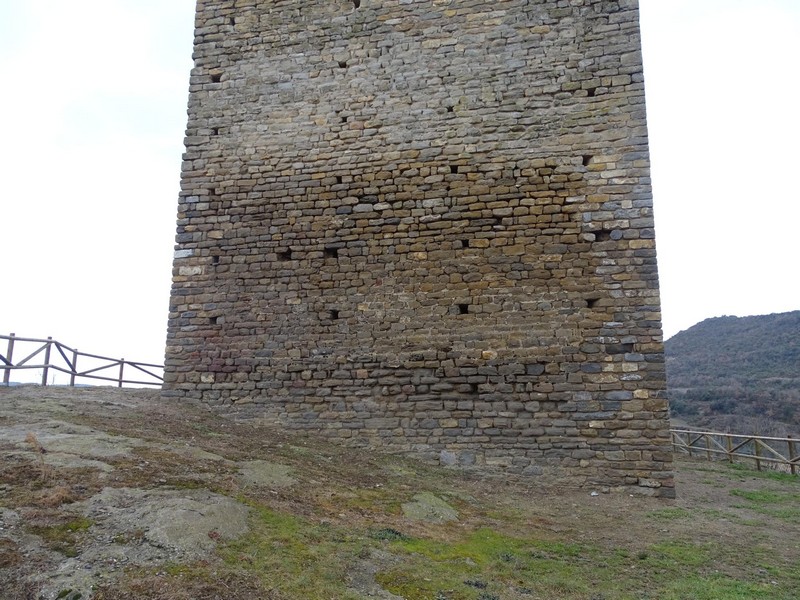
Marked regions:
[1,333,163,388]
[671,429,799,475]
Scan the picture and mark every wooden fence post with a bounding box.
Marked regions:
[754,438,762,472]
[70,349,78,387]
[3,333,14,385]
[705,434,712,461]
[726,435,733,464]
[789,436,796,476]
[41,337,53,386]
[118,359,125,388]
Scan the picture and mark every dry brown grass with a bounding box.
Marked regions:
[91,566,279,600]
[36,485,77,508]
[0,539,22,569]
[0,578,40,600]
[24,431,53,481]
[0,539,41,600]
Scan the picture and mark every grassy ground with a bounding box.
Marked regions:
[1,387,799,599]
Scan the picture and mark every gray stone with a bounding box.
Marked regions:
[401,492,459,523]
[238,460,296,488]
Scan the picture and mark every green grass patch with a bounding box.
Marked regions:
[761,559,800,592]
[372,527,790,600]
[699,507,732,518]
[28,517,93,558]
[648,507,692,521]
[388,527,576,565]
[662,575,786,599]
[340,486,403,515]
[376,528,612,599]
[647,540,710,568]
[220,504,365,600]
[731,489,792,503]
[727,463,800,484]
[730,489,800,523]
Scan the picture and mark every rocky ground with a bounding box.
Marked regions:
[1,385,799,600]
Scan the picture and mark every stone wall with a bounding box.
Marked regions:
[165,0,674,496]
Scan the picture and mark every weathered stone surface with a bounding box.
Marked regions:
[27,487,250,597]
[238,460,296,488]
[165,0,673,496]
[402,492,459,524]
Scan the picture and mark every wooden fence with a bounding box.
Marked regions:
[671,429,799,475]
[3,335,797,472]
[1,333,163,388]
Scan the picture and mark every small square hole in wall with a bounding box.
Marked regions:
[211,73,222,83]
[330,309,340,320]
[594,230,612,242]
[324,247,339,259]
[606,342,634,354]
[450,165,458,174]
[210,316,219,325]
[458,303,469,315]
[470,382,479,393]
[586,297,600,309]
[229,17,235,26]
[338,60,347,69]
[582,155,592,167]
[446,105,454,113]
[336,175,343,184]
[212,255,220,265]
[277,249,292,261]
[587,87,597,97]
[211,127,219,136]
[353,0,361,8]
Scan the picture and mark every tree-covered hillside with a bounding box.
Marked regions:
[665,311,800,435]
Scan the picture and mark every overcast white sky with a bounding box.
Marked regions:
[1,1,798,381]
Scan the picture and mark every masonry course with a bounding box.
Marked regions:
[165,0,674,496]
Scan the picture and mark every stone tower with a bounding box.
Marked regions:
[165,0,673,496]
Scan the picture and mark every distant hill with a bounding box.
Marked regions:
[665,311,800,435]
